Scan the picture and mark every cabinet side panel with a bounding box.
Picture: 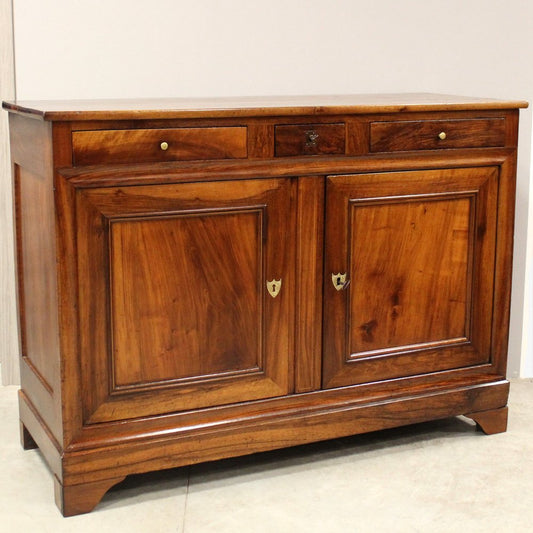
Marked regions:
[492,156,517,375]
[9,114,62,443]
[17,166,60,389]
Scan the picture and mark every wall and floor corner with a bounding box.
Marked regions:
[1,0,532,384]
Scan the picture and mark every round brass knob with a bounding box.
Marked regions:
[438,132,447,140]
[160,141,169,151]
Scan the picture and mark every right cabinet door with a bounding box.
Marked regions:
[323,167,498,388]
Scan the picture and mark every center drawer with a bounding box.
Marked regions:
[72,126,248,165]
[275,123,345,157]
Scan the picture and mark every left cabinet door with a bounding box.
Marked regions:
[75,178,294,423]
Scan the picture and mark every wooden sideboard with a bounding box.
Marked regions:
[3,94,528,516]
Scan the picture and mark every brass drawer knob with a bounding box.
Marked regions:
[438,131,447,140]
[160,141,169,151]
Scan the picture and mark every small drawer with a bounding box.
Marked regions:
[275,123,345,157]
[370,118,506,152]
[72,126,248,165]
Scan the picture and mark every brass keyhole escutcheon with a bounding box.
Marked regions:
[267,279,282,298]
[305,130,319,148]
[332,273,350,291]
[160,141,169,150]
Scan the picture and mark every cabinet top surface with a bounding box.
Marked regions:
[2,93,528,121]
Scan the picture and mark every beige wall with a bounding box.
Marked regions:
[2,0,532,382]
[0,0,18,385]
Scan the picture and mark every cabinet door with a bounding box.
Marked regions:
[76,178,294,423]
[323,167,498,388]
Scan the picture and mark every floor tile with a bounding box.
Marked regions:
[1,381,532,532]
[0,386,187,533]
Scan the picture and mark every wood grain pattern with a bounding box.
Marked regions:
[275,123,345,156]
[76,178,294,422]
[247,123,274,159]
[60,148,514,189]
[370,118,506,152]
[110,210,263,387]
[0,0,18,384]
[491,155,518,376]
[346,119,369,155]
[295,177,324,392]
[55,476,126,517]
[465,406,508,434]
[3,93,528,121]
[73,126,247,165]
[349,196,472,351]
[9,116,64,444]
[4,97,524,516]
[18,390,62,477]
[52,126,85,445]
[323,167,498,388]
[61,378,509,484]
[16,166,60,392]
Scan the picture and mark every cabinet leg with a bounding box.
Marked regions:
[20,422,38,450]
[54,475,126,516]
[465,406,508,435]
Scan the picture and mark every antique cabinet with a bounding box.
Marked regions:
[3,94,527,516]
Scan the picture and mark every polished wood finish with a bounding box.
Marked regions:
[60,377,509,485]
[72,126,247,165]
[295,176,324,392]
[466,406,508,435]
[55,476,126,517]
[275,123,345,156]
[76,179,294,423]
[4,94,526,516]
[2,93,527,121]
[370,118,506,152]
[323,167,498,388]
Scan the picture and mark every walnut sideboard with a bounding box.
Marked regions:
[3,94,528,516]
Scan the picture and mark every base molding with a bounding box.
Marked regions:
[20,376,510,516]
[54,476,126,517]
[465,406,508,434]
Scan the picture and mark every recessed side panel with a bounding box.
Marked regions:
[17,166,59,393]
[109,210,263,391]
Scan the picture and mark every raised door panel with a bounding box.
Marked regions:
[76,178,294,423]
[323,167,498,388]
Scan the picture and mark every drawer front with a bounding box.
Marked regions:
[72,126,248,165]
[370,118,506,152]
[275,123,345,157]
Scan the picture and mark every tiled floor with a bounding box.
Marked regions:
[1,381,532,532]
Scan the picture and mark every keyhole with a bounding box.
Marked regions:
[336,277,342,286]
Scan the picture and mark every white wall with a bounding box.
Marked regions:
[523,134,533,377]
[5,0,533,380]
[0,0,18,385]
